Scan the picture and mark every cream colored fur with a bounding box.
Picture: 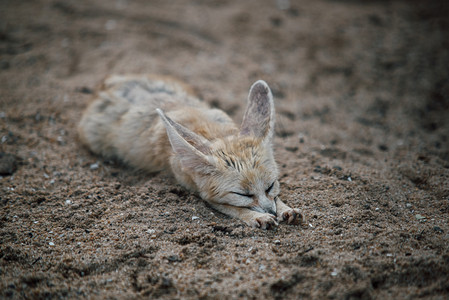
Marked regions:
[78,75,302,229]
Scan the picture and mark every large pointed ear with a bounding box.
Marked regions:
[156,109,215,174]
[240,80,275,144]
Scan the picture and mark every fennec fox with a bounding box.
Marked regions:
[78,75,302,229]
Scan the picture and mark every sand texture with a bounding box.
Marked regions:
[1,0,448,298]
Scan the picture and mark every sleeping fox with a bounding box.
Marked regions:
[78,75,302,229]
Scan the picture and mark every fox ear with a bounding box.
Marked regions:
[240,80,275,144]
[156,109,215,174]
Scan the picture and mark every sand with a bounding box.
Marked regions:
[1,0,448,298]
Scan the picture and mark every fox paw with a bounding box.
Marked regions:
[252,214,279,230]
[278,208,302,225]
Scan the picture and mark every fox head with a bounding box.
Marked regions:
[157,80,279,216]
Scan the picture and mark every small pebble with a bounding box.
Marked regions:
[48,242,55,246]
[167,255,180,262]
[415,214,426,221]
[406,203,412,208]
[433,226,444,233]
[0,152,18,175]
[65,199,72,205]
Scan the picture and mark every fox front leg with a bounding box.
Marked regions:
[209,203,279,230]
[275,197,303,225]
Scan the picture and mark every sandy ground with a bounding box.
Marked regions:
[1,0,449,299]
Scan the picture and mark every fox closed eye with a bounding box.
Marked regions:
[231,181,275,198]
[231,191,254,198]
[266,181,275,194]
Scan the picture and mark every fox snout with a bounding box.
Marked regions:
[252,196,277,216]
[265,200,277,216]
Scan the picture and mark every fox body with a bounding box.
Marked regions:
[78,75,302,229]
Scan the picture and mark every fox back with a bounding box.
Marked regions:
[78,75,236,172]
